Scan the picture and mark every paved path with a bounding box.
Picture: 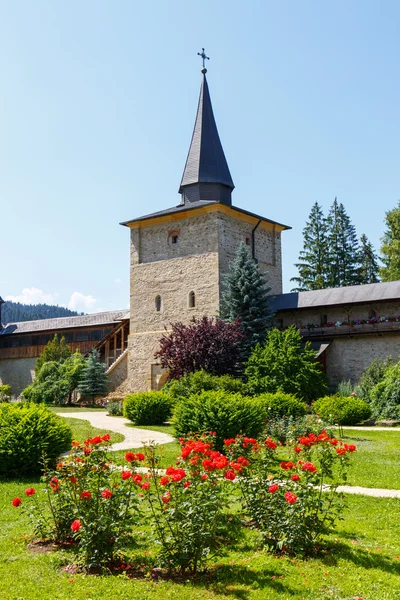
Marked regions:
[57,412,174,452]
[342,426,400,431]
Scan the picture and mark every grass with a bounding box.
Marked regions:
[334,428,400,490]
[0,480,399,600]
[49,406,107,413]
[60,416,124,446]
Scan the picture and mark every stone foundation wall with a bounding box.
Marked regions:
[326,334,400,386]
[0,358,36,397]
[106,353,129,398]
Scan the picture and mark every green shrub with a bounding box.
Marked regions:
[0,384,11,402]
[164,370,247,401]
[0,403,72,477]
[172,390,266,451]
[313,395,371,426]
[355,356,394,403]
[264,414,332,445]
[337,380,354,397]
[370,362,400,419]
[124,392,171,425]
[245,326,328,402]
[256,392,307,418]
[107,400,123,416]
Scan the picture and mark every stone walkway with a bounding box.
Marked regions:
[59,413,400,499]
[57,411,174,452]
[342,426,400,431]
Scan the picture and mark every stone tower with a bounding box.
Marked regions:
[122,64,290,392]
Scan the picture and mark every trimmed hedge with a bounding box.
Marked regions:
[257,392,308,418]
[313,395,371,426]
[173,390,266,451]
[0,403,72,477]
[164,370,247,401]
[124,392,171,425]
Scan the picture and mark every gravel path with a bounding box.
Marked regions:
[57,411,174,452]
[342,426,400,431]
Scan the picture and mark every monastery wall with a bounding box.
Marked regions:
[0,357,36,397]
[326,335,400,386]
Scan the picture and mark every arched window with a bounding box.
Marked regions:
[155,295,162,312]
[188,291,196,308]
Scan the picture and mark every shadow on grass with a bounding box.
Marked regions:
[322,539,400,576]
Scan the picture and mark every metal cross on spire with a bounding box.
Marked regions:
[197,48,210,71]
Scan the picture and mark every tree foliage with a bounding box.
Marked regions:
[326,198,359,287]
[379,202,400,281]
[220,242,273,357]
[78,349,108,403]
[245,326,327,402]
[356,234,379,284]
[156,316,245,380]
[291,202,329,291]
[35,334,72,375]
[2,301,80,324]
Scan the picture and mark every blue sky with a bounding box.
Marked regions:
[1,1,399,312]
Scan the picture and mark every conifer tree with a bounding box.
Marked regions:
[78,350,108,404]
[35,334,71,375]
[291,202,329,291]
[326,198,359,287]
[220,242,273,358]
[379,202,400,281]
[356,234,379,284]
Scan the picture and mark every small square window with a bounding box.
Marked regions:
[171,235,179,244]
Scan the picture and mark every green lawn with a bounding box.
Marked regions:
[335,428,400,490]
[0,479,399,600]
[61,417,124,446]
[49,406,107,413]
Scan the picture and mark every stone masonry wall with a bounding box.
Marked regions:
[0,357,36,397]
[326,335,400,386]
[106,353,129,398]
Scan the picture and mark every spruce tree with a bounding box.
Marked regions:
[220,242,273,358]
[379,202,400,281]
[78,349,108,404]
[326,198,359,287]
[291,202,329,291]
[357,234,379,284]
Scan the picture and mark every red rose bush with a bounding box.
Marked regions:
[224,431,356,555]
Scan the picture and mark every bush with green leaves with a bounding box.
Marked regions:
[0,384,12,402]
[0,403,72,477]
[164,370,247,402]
[369,362,400,419]
[257,392,307,418]
[107,400,123,416]
[245,326,327,402]
[173,390,266,451]
[124,391,172,425]
[355,356,394,402]
[337,380,354,397]
[313,395,371,426]
[264,414,332,445]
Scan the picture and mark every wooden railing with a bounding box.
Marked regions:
[0,341,96,360]
[94,319,129,370]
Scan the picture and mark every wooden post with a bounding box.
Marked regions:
[105,340,110,369]
[121,324,125,353]
[113,333,117,363]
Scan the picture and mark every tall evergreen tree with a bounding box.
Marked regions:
[379,202,400,281]
[326,198,359,287]
[356,234,379,284]
[291,202,329,291]
[78,350,108,404]
[220,242,273,358]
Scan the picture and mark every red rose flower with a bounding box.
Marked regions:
[162,491,172,504]
[70,477,77,484]
[280,461,294,470]
[141,482,150,490]
[265,437,277,449]
[285,491,297,504]
[80,491,91,500]
[294,445,302,453]
[201,474,208,481]
[301,462,317,473]
[121,470,132,481]
[125,452,136,462]
[224,469,236,481]
[25,488,35,496]
[136,453,145,461]
[346,444,357,452]
[160,476,170,486]
[224,438,236,446]
[237,456,250,467]
[101,489,113,499]
[89,435,102,445]
[291,474,300,482]
[336,447,347,456]
[268,484,279,493]
[133,473,143,484]
[183,481,191,488]
[12,497,22,507]
[71,519,82,532]
[101,434,111,442]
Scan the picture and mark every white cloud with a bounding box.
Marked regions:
[68,292,97,313]
[5,287,58,305]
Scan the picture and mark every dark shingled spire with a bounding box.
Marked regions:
[179,70,234,205]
